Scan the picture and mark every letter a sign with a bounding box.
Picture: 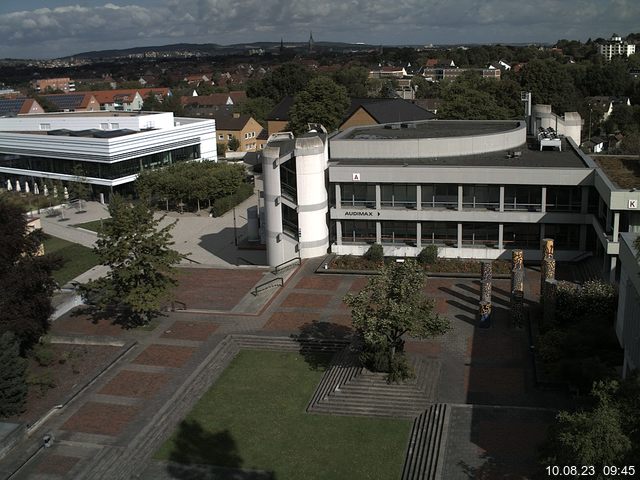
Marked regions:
[352,173,361,181]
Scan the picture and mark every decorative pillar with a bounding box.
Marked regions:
[480,261,492,304]
[510,249,525,329]
[478,301,492,329]
[540,238,555,303]
[543,279,557,326]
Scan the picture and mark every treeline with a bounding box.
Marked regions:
[136,161,249,212]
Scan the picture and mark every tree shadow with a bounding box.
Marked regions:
[71,304,166,329]
[166,420,275,479]
[456,283,511,309]
[291,321,354,370]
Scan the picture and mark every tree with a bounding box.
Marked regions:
[288,76,350,134]
[542,381,633,474]
[343,260,450,380]
[332,66,369,98]
[227,136,240,152]
[519,59,579,112]
[0,332,27,418]
[0,197,61,350]
[246,63,314,102]
[238,96,275,127]
[78,195,183,327]
[68,164,91,210]
[438,79,511,120]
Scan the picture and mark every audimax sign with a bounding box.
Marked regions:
[343,211,381,217]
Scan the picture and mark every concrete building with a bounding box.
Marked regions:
[0,111,216,199]
[598,34,636,61]
[31,77,75,93]
[616,233,640,378]
[261,109,640,278]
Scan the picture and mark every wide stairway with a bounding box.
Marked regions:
[401,404,450,480]
[308,350,440,418]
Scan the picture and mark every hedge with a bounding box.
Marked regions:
[211,183,254,217]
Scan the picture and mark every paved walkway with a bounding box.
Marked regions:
[1,261,568,479]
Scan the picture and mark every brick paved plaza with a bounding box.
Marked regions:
[1,262,566,479]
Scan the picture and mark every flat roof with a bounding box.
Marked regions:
[331,138,589,169]
[593,156,640,189]
[13,111,163,118]
[340,120,521,140]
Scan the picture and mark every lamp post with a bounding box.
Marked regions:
[233,207,238,246]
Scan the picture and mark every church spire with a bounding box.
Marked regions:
[308,31,315,53]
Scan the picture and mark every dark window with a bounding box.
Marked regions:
[545,224,580,250]
[504,186,542,211]
[462,223,499,247]
[282,204,298,236]
[421,222,457,245]
[503,223,539,249]
[381,221,415,245]
[341,183,376,207]
[381,183,417,208]
[342,220,376,244]
[462,185,500,210]
[279,160,297,200]
[421,184,457,209]
[546,186,581,212]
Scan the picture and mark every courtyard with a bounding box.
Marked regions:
[0,257,569,480]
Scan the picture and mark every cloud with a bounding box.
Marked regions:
[0,0,638,58]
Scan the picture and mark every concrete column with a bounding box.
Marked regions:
[335,184,341,210]
[581,186,589,214]
[376,221,381,244]
[416,222,422,249]
[336,221,342,245]
[375,184,381,210]
[606,207,612,233]
[498,223,504,250]
[610,256,617,283]
[457,185,463,211]
[457,223,462,250]
[579,224,587,251]
[613,212,620,240]
[499,186,505,212]
[541,187,547,213]
[416,185,422,211]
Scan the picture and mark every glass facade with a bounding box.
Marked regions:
[280,160,297,200]
[462,223,499,247]
[381,221,415,245]
[421,184,458,208]
[545,224,580,250]
[381,183,416,208]
[342,220,376,244]
[0,145,199,180]
[504,186,542,211]
[282,204,298,236]
[341,183,376,207]
[421,222,457,245]
[503,223,539,249]
[462,185,500,210]
[546,186,581,212]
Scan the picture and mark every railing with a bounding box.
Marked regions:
[252,277,283,296]
[170,300,186,311]
[273,256,301,274]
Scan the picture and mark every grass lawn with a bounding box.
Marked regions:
[72,219,109,232]
[43,236,99,285]
[156,350,411,480]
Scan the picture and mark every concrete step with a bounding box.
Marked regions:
[311,403,421,418]
[401,404,449,480]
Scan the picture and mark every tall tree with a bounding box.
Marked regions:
[0,197,60,349]
[246,63,314,102]
[79,195,183,327]
[238,96,275,127]
[519,59,579,113]
[0,332,27,418]
[68,164,91,210]
[332,66,370,98]
[344,260,450,379]
[288,76,350,134]
[541,380,634,473]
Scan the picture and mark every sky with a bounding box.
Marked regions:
[0,0,638,59]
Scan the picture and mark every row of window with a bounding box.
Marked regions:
[0,145,200,180]
[339,183,588,212]
[339,221,581,250]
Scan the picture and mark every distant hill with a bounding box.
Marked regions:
[67,41,377,60]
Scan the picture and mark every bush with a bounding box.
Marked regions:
[26,372,56,397]
[32,342,55,367]
[364,243,384,263]
[211,183,254,217]
[0,332,27,417]
[417,245,438,265]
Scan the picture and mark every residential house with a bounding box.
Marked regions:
[40,93,100,112]
[0,97,44,116]
[266,97,435,135]
[213,113,263,153]
[587,96,632,122]
[368,66,408,78]
[89,88,171,111]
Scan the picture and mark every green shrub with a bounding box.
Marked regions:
[364,243,384,263]
[32,343,55,367]
[0,332,27,417]
[211,183,254,217]
[27,372,56,397]
[417,245,438,265]
[387,353,415,384]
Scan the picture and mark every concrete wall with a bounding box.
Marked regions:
[532,105,582,145]
[616,233,640,377]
